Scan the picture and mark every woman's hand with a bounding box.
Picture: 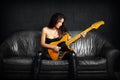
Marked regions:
[53,46,61,52]
[80,32,87,37]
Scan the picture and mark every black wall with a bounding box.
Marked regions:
[0,0,119,50]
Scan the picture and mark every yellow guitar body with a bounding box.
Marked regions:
[48,33,71,60]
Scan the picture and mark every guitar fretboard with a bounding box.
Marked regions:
[66,26,93,46]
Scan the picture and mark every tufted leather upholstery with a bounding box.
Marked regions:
[0,30,119,80]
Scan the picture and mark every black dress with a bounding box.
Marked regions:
[42,37,62,60]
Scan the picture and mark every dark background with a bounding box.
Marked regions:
[0,0,119,50]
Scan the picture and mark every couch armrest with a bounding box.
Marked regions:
[106,49,120,72]
[105,48,120,79]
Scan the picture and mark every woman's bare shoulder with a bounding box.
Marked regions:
[42,26,49,31]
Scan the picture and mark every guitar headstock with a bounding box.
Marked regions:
[91,20,105,29]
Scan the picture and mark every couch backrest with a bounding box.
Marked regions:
[0,30,41,58]
[69,31,111,58]
[0,30,111,58]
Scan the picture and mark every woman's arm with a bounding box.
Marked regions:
[40,27,61,52]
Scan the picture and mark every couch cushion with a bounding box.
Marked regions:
[3,57,33,71]
[78,58,106,71]
[41,60,69,71]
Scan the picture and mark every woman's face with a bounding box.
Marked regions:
[55,18,64,29]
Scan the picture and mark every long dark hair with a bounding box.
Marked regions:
[48,13,67,37]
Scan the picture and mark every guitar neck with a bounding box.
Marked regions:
[66,26,93,46]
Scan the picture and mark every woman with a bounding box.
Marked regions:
[33,13,85,80]
[41,12,67,59]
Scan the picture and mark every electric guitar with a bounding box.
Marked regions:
[48,20,105,60]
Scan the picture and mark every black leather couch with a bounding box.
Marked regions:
[0,30,120,80]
